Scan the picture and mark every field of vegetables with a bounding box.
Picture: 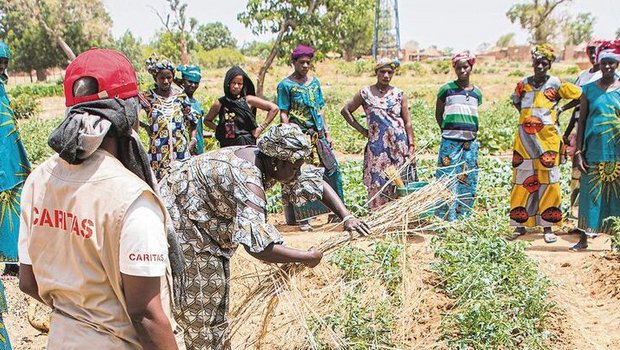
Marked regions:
[6,58,620,349]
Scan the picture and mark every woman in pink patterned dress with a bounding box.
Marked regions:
[341,58,416,209]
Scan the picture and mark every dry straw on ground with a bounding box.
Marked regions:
[229,158,458,349]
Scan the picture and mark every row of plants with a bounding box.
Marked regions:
[310,237,405,349]
[8,82,64,98]
[431,212,555,349]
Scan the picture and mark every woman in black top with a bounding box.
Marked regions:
[204,66,279,147]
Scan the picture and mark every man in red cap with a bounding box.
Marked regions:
[18,48,185,349]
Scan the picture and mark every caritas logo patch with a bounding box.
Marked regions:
[32,207,94,238]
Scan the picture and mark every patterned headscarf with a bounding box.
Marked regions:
[586,38,604,52]
[374,57,400,72]
[0,40,10,59]
[176,64,201,83]
[531,44,556,62]
[257,124,312,163]
[291,44,315,61]
[451,51,476,67]
[146,54,175,77]
[596,40,620,63]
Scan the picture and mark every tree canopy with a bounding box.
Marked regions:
[506,0,572,44]
[562,12,595,46]
[195,22,237,51]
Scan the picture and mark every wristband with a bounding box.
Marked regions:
[574,150,582,155]
[342,214,354,223]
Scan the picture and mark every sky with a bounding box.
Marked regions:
[102,0,618,52]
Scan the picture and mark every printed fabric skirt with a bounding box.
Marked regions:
[175,244,231,350]
[578,161,620,233]
[285,136,344,222]
[509,167,562,228]
[435,138,479,221]
[0,281,11,350]
[0,183,23,262]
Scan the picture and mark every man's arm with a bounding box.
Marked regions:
[19,264,44,304]
[122,274,178,350]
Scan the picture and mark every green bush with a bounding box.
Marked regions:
[400,62,426,76]
[195,48,245,69]
[477,99,517,154]
[10,94,41,119]
[8,83,64,98]
[508,69,526,77]
[18,117,62,165]
[430,60,451,74]
[432,212,554,349]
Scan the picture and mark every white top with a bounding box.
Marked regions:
[19,192,168,277]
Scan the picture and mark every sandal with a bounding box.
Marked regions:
[570,233,588,251]
[543,232,558,244]
[506,227,526,241]
[299,223,313,232]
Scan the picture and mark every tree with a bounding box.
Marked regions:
[238,0,372,96]
[496,33,516,48]
[506,0,572,44]
[152,0,197,64]
[195,22,237,51]
[476,42,492,54]
[111,30,144,72]
[329,0,374,61]
[240,40,273,59]
[1,0,112,81]
[562,12,595,46]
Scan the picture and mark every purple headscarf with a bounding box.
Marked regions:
[291,44,315,61]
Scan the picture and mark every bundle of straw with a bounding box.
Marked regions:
[229,172,458,347]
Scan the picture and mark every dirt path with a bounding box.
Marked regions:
[520,232,620,349]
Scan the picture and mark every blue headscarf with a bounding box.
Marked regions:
[177,64,201,83]
[0,40,10,59]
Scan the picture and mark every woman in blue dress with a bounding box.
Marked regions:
[572,40,620,251]
[277,44,345,230]
[0,39,20,350]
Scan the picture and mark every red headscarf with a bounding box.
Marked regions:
[451,51,476,67]
[596,40,620,63]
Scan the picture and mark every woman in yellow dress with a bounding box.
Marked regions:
[508,44,582,243]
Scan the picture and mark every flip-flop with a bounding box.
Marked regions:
[506,230,525,241]
[544,233,558,243]
[570,240,588,251]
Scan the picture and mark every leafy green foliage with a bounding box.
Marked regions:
[604,217,620,251]
[194,48,245,69]
[111,30,144,72]
[8,83,64,98]
[506,0,572,44]
[317,237,405,349]
[18,117,62,165]
[240,40,273,59]
[10,94,41,119]
[195,22,237,51]
[432,213,554,349]
[563,12,595,46]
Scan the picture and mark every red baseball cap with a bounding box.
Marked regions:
[64,48,139,107]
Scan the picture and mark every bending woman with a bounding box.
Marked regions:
[434,51,482,220]
[508,44,582,243]
[340,58,416,210]
[159,124,370,348]
[204,65,278,147]
[572,40,620,251]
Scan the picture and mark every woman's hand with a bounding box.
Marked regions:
[252,126,263,139]
[188,138,197,154]
[408,144,416,157]
[344,217,371,236]
[575,153,589,173]
[303,247,323,268]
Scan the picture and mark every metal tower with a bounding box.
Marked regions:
[372,0,401,59]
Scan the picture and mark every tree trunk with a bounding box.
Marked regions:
[180,36,189,64]
[36,68,47,82]
[344,49,354,62]
[55,35,76,61]
[256,20,292,97]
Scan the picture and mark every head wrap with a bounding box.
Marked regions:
[224,65,255,99]
[291,44,315,61]
[451,51,476,67]
[177,64,201,83]
[374,57,400,72]
[586,38,604,51]
[531,44,556,62]
[595,40,620,64]
[0,40,10,59]
[146,54,175,77]
[257,123,312,163]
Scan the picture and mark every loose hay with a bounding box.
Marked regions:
[229,172,457,349]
